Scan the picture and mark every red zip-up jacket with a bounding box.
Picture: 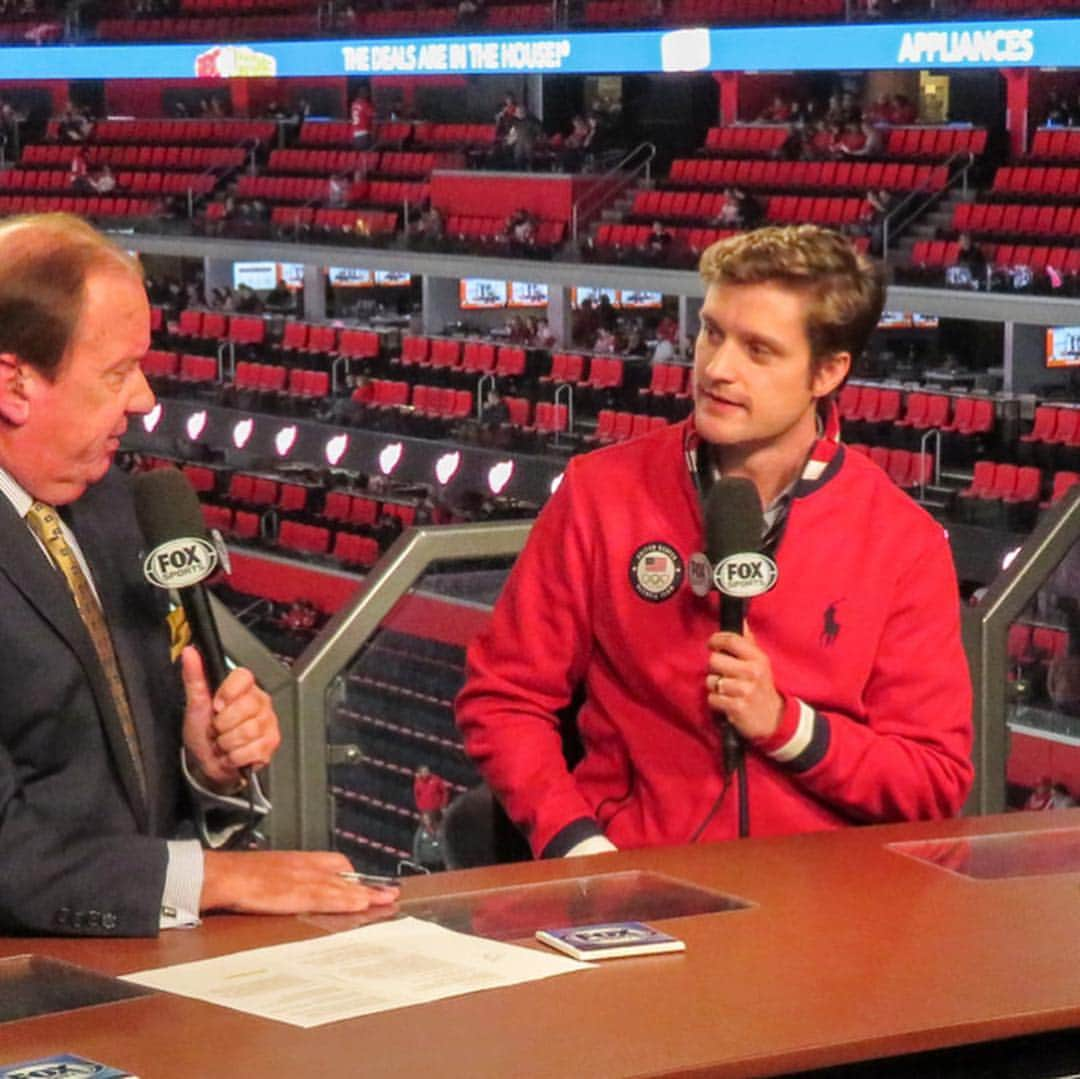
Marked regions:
[456,419,974,857]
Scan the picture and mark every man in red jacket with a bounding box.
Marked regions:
[456,225,973,858]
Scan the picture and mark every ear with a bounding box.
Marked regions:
[0,353,32,427]
[812,350,851,401]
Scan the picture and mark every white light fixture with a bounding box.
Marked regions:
[231,417,254,449]
[488,459,514,495]
[435,451,461,486]
[549,472,564,495]
[379,442,403,475]
[186,410,207,442]
[1002,545,1022,571]
[274,424,297,457]
[325,433,349,466]
[141,402,163,433]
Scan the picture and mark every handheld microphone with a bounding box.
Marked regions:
[134,468,229,691]
[703,476,765,778]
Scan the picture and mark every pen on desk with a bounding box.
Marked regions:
[339,872,399,887]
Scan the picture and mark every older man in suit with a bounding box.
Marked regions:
[0,214,395,935]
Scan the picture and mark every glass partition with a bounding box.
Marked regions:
[290,521,532,857]
[965,487,1080,817]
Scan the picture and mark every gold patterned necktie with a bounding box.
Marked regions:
[25,500,148,802]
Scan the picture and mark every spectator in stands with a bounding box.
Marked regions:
[1044,90,1070,128]
[805,121,837,160]
[758,94,794,124]
[858,188,893,256]
[372,510,404,550]
[504,104,541,170]
[573,297,599,347]
[650,333,675,365]
[480,385,509,443]
[952,232,988,288]
[456,0,484,28]
[410,203,445,248]
[58,103,92,144]
[561,113,596,172]
[263,279,292,314]
[88,164,118,195]
[0,213,399,936]
[326,172,350,209]
[349,88,375,148]
[532,317,557,349]
[505,207,538,254]
[889,93,917,125]
[775,122,805,162]
[594,326,617,353]
[456,224,973,860]
[838,120,883,158]
[646,220,674,262]
[494,93,518,140]
[68,147,89,192]
[1025,776,1057,810]
[865,94,893,126]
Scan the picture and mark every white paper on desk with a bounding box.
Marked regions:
[123,916,588,1027]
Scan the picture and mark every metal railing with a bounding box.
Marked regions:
[570,140,656,246]
[881,148,976,264]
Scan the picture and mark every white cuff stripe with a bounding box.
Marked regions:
[767,699,816,764]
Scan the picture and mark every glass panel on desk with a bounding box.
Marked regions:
[889,826,1080,880]
[397,871,751,942]
[1003,535,1080,816]
[0,955,154,1024]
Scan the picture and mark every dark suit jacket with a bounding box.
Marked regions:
[0,467,188,936]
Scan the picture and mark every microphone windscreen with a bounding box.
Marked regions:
[133,467,209,549]
[703,476,764,565]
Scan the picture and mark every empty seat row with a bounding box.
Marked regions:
[593,222,738,256]
[398,336,527,378]
[1030,127,1080,161]
[237,176,363,203]
[228,473,279,506]
[0,194,159,217]
[952,202,1080,238]
[279,520,331,555]
[23,144,246,170]
[96,14,316,39]
[1008,621,1070,663]
[703,126,789,155]
[352,379,410,408]
[1020,406,1080,451]
[885,126,987,159]
[270,206,399,236]
[840,385,996,438]
[0,170,212,196]
[277,321,381,360]
[268,148,380,175]
[177,309,266,344]
[323,491,381,526]
[669,157,947,192]
[668,0,843,20]
[181,0,311,13]
[444,214,566,246]
[992,165,1080,198]
[412,385,473,419]
[200,502,262,539]
[589,409,668,444]
[849,445,934,491]
[77,118,276,146]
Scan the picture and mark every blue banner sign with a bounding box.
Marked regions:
[0,19,1068,80]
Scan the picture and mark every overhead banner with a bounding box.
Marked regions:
[0,19,1067,80]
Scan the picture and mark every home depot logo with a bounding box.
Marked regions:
[195,44,277,78]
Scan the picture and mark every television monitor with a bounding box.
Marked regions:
[910,313,940,329]
[1046,326,1080,368]
[328,266,374,287]
[374,270,411,287]
[574,286,618,308]
[508,281,549,308]
[232,261,279,291]
[279,262,305,290]
[620,289,663,309]
[460,278,508,309]
[877,310,912,330]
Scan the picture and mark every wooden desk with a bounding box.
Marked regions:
[3,811,1080,1078]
